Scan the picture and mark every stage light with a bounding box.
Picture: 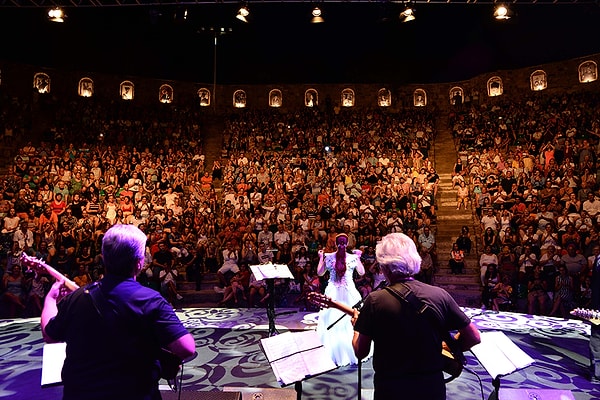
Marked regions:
[48,7,66,23]
[494,4,513,20]
[311,7,324,24]
[236,4,250,23]
[400,6,415,23]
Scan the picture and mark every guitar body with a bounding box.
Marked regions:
[307,292,465,382]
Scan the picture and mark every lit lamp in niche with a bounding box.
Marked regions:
[530,70,547,91]
[198,88,211,106]
[579,61,598,83]
[34,73,50,94]
[120,81,134,100]
[78,78,94,97]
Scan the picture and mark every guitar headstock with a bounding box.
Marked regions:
[19,252,47,274]
[306,292,332,310]
[571,308,600,325]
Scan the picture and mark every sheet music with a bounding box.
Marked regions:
[261,331,337,386]
[41,342,66,386]
[250,263,294,280]
[470,331,534,379]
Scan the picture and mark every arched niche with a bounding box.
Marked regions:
[579,60,598,83]
[449,86,464,106]
[198,88,210,106]
[378,88,391,107]
[305,89,318,107]
[120,80,134,100]
[78,77,94,97]
[269,89,282,107]
[233,90,246,108]
[413,88,427,107]
[159,84,174,104]
[341,88,354,107]
[530,70,547,91]
[34,72,50,94]
[487,76,503,97]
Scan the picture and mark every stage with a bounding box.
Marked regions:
[0,307,598,400]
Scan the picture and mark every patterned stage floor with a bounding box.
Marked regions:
[1,307,598,400]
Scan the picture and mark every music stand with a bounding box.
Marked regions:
[250,263,295,336]
[469,331,535,400]
[260,330,338,400]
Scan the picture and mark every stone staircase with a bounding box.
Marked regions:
[176,273,223,308]
[201,114,225,175]
[431,110,482,307]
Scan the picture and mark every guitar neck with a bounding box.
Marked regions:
[21,253,80,292]
[326,299,356,317]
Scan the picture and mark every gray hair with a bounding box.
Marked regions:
[102,224,148,277]
[376,233,422,280]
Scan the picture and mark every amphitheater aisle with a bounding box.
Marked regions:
[432,112,482,307]
[177,115,226,307]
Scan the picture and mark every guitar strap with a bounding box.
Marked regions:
[83,282,177,383]
[385,283,466,371]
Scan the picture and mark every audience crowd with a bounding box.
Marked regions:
[450,91,600,315]
[3,89,600,319]
[1,96,443,316]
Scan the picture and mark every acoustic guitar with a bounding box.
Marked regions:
[307,291,465,382]
[570,308,600,326]
[20,252,182,381]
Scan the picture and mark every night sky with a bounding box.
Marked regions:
[1,3,599,85]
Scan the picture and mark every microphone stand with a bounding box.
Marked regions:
[326,280,387,330]
[323,280,386,400]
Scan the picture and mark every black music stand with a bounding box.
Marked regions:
[250,263,295,336]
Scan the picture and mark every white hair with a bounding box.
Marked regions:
[376,233,421,279]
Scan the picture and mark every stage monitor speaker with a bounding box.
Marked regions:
[223,386,297,400]
[160,390,241,400]
[498,388,575,400]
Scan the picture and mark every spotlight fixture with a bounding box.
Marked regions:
[48,7,66,23]
[311,7,324,24]
[236,3,250,23]
[494,4,513,20]
[400,6,415,23]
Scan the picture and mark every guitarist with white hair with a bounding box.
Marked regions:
[351,232,481,400]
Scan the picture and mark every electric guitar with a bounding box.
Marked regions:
[307,291,465,382]
[570,308,600,326]
[19,252,182,381]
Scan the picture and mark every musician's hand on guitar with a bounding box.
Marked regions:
[47,280,73,302]
[442,341,451,354]
[350,308,360,326]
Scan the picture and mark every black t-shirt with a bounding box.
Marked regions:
[45,275,189,400]
[354,280,471,400]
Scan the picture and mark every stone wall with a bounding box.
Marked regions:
[1,53,599,113]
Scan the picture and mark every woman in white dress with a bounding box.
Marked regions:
[316,233,371,366]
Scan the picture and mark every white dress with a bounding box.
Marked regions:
[316,252,372,366]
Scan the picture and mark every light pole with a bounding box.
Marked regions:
[201,27,232,111]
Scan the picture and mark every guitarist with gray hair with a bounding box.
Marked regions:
[40,224,196,400]
[351,232,480,400]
